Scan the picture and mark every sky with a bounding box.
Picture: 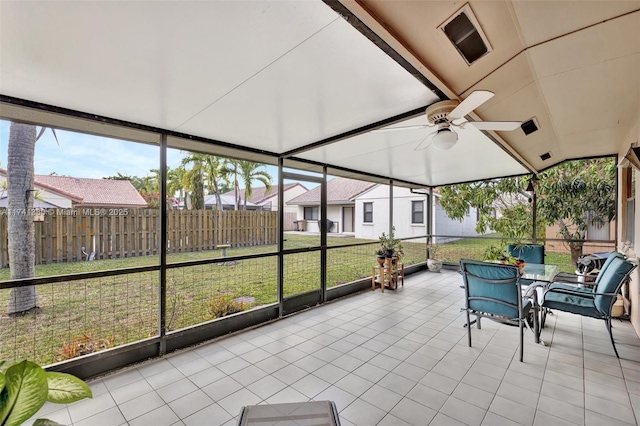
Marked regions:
[0,120,282,184]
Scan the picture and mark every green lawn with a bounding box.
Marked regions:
[0,233,573,366]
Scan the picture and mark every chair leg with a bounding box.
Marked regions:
[477,316,482,329]
[519,320,524,362]
[605,317,620,358]
[533,306,540,344]
[466,310,472,348]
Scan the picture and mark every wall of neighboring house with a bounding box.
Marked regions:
[544,222,616,255]
[354,185,481,242]
[281,185,308,214]
[354,185,390,239]
[0,179,73,209]
[433,197,481,243]
[260,185,307,213]
[295,205,343,233]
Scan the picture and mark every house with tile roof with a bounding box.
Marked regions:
[0,169,147,209]
[287,177,376,233]
[221,183,307,213]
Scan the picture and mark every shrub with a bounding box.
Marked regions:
[56,333,114,362]
[209,296,245,318]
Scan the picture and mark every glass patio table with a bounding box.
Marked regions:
[521,263,558,282]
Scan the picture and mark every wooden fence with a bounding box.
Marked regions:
[283,212,296,232]
[0,209,278,267]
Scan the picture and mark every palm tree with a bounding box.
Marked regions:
[238,161,272,210]
[201,155,224,210]
[166,166,185,208]
[180,154,205,210]
[220,159,241,210]
[6,123,38,314]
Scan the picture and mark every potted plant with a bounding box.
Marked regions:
[0,359,92,426]
[427,243,442,272]
[378,227,403,258]
[375,248,386,266]
[483,244,523,267]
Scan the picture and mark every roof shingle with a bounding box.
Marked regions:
[287,178,376,205]
[34,175,147,207]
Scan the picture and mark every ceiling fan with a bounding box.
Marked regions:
[376,90,522,151]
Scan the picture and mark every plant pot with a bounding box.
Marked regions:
[376,256,386,266]
[427,259,443,273]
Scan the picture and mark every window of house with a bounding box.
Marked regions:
[586,211,610,240]
[411,201,424,224]
[363,202,373,223]
[304,206,318,220]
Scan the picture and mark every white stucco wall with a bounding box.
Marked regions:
[281,185,308,214]
[354,185,391,239]
[0,178,72,209]
[434,198,481,243]
[354,185,481,241]
[260,184,308,213]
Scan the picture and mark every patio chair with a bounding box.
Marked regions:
[541,254,636,357]
[507,244,545,285]
[506,243,545,264]
[460,259,538,362]
[553,251,622,286]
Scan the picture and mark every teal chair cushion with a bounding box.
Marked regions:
[594,257,634,314]
[464,263,522,318]
[507,244,545,264]
[543,290,601,318]
[595,252,624,284]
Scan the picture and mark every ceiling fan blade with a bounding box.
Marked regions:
[467,121,522,131]
[448,90,495,120]
[414,132,436,151]
[372,124,430,133]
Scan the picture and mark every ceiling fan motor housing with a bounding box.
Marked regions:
[425,100,459,125]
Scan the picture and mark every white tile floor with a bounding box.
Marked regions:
[27,269,640,425]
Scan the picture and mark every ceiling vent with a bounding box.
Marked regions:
[441,4,492,65]
[540,152,552,161]
[521,118,539,136]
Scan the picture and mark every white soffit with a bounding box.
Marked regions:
[297,116,529,187]
[0,1,438,154]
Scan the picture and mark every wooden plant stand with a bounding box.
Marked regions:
[372,257,404,292]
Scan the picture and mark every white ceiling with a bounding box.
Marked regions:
[1,1,637,187]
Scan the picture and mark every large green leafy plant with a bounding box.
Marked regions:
[0,360,92,426]
[439,158,615,265]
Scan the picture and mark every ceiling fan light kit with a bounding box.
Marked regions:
[433,127,458,150]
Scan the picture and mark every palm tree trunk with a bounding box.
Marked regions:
[213,181,222,210]
[7,123,38,314]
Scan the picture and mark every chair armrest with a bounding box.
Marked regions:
[523,282,546,299]
[591,291,619,297]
